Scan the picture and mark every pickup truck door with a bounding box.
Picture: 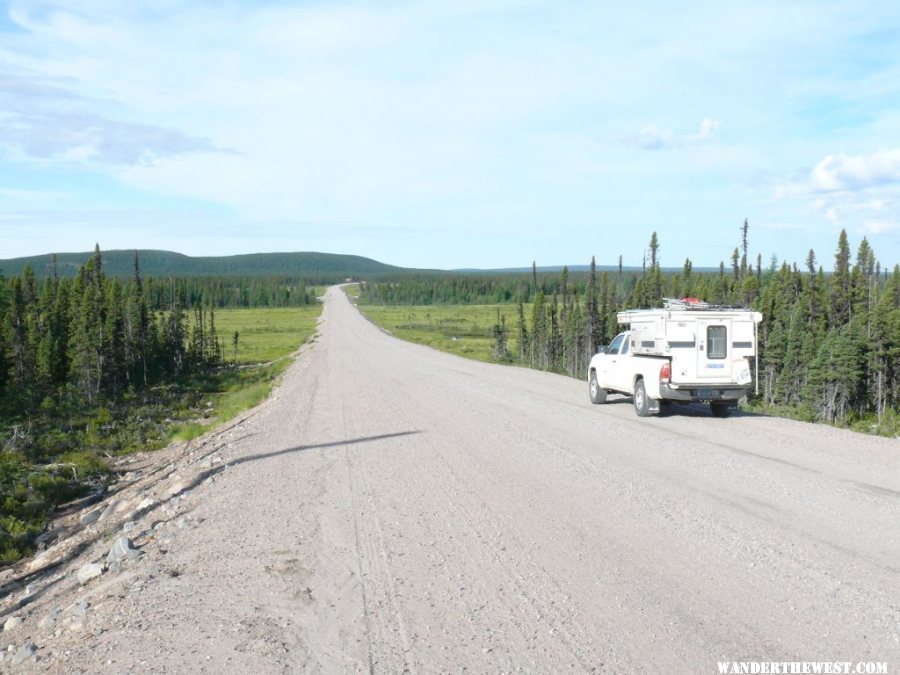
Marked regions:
[600,332,627,391]
[611,334,633,392]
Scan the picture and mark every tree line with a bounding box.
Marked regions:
[361,227,899,433]
[144,275,315,309]
[0,247,223,420]
[0,248,321,419]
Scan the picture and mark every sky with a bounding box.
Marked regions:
[1,0,899,271]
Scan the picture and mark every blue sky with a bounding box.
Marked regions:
[1,0,899,270]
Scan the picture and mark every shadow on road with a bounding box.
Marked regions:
[605,393,769,419]
[228,430,422,467]
[658,403,767,419]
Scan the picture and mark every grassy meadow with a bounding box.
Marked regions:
[173,304,322,440]
[214,306,322,364]
[352,299,523,362]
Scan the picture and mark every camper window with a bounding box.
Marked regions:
[707,325,727,359]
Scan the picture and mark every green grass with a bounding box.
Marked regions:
[210,306,322,364]
[354,303,523,362]
[173,305,322,440]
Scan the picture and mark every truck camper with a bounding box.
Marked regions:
[587,299,763,417]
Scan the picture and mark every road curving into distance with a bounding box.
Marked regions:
[60,285,900,673]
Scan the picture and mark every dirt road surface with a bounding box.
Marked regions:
[16,286,900,673]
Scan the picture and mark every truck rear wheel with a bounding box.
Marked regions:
[710,402,732,418]
[633,379,650,417]
[589,371,607,404]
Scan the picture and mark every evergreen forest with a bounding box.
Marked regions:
[360,227,900,435]
[0,247,316,563]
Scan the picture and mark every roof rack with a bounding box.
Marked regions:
[661,298,745,311]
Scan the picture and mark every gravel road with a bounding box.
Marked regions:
[30,286,900,673]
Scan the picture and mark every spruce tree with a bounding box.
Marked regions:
[740,218,750,281]
[586,257,598,358]
[68,261,103,404]
[516,298,528,363]
[647,232,662,306]
[830,229,852,327]
[530,291,546,368]
[598,271,610,347]
[5,277,37,410]
[0,271,9,406]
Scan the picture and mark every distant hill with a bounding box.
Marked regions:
[0,250,413,281]
[0,249,723,280]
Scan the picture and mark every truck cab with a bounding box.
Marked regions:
[594,331,634,394]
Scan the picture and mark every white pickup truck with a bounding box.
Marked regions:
[587,300,762,417]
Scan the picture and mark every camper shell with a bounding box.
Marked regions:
[618,299,762,390]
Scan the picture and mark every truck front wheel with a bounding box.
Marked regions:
[633,379,651,417]
[589,371,607,404]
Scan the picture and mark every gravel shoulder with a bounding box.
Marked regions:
[2,286,898,673]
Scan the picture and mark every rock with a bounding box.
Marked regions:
[107,537,141,563]
[122,521,135,533]
[35,530,56,547]
[28,551,52,572]
[69,600,90,617]
[80,509,102,526]
[167,480,189,497]
[77,563,104,585]
[11,642,36,666]
[98,500,121,522]
[131,497,157,519]
[37,608,62,630]
[3,617,23,632]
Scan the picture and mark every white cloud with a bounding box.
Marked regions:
[809,148,900,192]
[772,149,900,250]
[635,118,723,150]
[637,125,677,151]
[696,117,723,141]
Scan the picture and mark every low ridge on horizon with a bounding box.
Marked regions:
[0,248,729,279]
[0,249,412,281]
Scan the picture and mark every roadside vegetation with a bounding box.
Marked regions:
[356,225,899,437]
[355,304,524,362]
[0,248,321,564]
